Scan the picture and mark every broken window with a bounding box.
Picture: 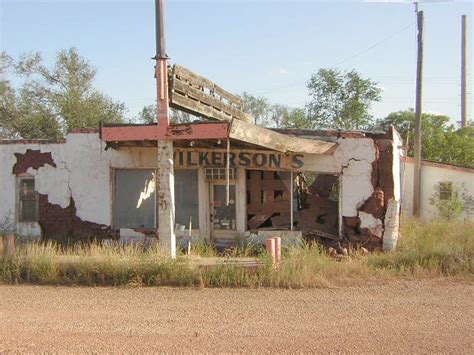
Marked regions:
[294,173,339,238]
[114,169,156,229]
[18,176,38,222]
[175,169,199,228]
[439,182,453,200]
[246,170,292,230]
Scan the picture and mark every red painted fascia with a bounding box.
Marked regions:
[101,122,230,142]
[101,125,160,142]
[163,122,229,140]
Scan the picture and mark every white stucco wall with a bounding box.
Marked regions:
[0,132,159,238]
[0,141,65,238]
[402,159,474,222]
[1,132,402,246]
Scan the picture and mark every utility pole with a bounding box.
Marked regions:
[155,0,176,258]
[461,15,468,127]
[413,6,423,218]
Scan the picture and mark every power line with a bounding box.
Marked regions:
[253,22,417,96]
[336,22,416,65]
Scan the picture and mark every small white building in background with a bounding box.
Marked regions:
[401,157,474,221]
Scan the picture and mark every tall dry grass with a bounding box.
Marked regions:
[0,219,472,287]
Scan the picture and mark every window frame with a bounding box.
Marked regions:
[17,175,39,223]
[112,168,157,230]
[111,167,201,230]
[439,181,453,201]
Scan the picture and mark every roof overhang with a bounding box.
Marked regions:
[100,120,338,155]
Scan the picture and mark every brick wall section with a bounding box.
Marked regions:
[12,149,117,242]
[340,138,395,251]
[13,149,56,175]
[38,194,118,243]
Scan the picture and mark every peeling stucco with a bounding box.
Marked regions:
[341,159,374,217]
[359,211,383,239]
[1,130,402,250]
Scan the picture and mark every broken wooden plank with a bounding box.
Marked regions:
[229,119,337,155]
[170,94,233,122]
[172,79,250,122]
[169,65,251,123]
[174,65,243,109]
[270,213,292,228]
[247,201,289,215]
[247,213,273,230]
[303,229,339,241]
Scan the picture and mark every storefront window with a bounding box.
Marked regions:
[114,169,156,229]
[113,169,200,230]
[174,169,199,228]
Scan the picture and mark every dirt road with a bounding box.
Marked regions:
[0,280,472,353]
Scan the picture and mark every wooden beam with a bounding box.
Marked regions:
[229,119,337,154]
[172,79,249,121]
[173,65,244,108]
[169,64,252,123]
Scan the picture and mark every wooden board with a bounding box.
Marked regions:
[229,119,337,155]
[169,65,251,123]
[247,213,273,230]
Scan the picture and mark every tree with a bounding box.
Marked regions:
[280,108,311,129]
[138,104,193,124]
[1,48,126,139]
[138,105,156,124]
[0,52,18,138]
[306,68,381,130]
[377,109,474,167]
[241,92,270,126]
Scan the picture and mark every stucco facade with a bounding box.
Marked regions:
[0,128,402,250]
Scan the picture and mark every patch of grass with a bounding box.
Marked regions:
[0,243,198,286]
[1,219,473,287]
[368,219,474,276]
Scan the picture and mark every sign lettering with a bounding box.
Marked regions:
[174,149,305,171]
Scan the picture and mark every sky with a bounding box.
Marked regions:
[1,0,472,125]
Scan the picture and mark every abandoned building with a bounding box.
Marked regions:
[0,126,403,251]
[0,66,403,253]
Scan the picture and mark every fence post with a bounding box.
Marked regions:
[274,237,281,264]
[265,238,276,266]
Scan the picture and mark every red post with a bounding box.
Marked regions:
[265,238,276,266]
[274,237,281,264]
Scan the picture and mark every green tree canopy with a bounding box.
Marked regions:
[377,109,474,167]
[138,104,192,124]
[306,68,381,130]
[0,52,18,138]
[0,48,126,139]
[240,93,309,129]
[241,92,271,126]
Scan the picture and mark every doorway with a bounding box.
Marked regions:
[210,182,237,240]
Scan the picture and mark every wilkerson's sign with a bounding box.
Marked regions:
[173,148,304,171]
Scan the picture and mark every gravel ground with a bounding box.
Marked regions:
[0,280,473,353]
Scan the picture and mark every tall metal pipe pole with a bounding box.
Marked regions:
[413,9,424,218]
[461,15,467,127]
[155,0,176,258]
[155,0,169,127]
